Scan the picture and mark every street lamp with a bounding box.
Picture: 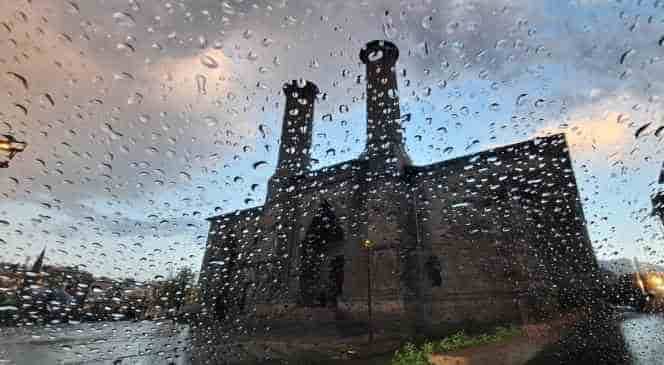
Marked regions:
[361,238,375,344]
[0,134,27,168]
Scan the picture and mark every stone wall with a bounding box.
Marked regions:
[200,134,599,333]
[410,134,597,327]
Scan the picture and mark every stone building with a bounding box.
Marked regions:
[199,40,599,333]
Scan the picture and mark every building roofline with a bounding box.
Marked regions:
[207,133,568,220]
[206,205,264,221]
[405,133,567,174]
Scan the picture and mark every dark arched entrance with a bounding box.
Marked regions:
[299,201,344,307]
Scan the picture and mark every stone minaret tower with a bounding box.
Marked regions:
[359,40,411,171]
[267,80,319,200]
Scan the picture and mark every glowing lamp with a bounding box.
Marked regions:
[0,134,27,168]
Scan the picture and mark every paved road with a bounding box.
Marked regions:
[622,312,664,364]
[527,310,664,364]
[0,311,663,364]
[0,321,190,365]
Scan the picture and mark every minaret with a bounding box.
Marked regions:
[359,40,411,171]
[267,80,319,200]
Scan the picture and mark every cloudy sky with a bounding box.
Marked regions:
[1,0,664,281]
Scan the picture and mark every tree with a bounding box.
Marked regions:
[159,266,196,315]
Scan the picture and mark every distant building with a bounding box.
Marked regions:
[199,40,599,333]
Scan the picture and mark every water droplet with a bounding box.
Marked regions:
[383,23,397,39]
[66,1,80,14]
[138,114,150,124]
[516,93,528,106]
[201,55,218,68]
[203,115,218,127]
[421,15,433,29]
[619,49,635,65]
[14,11,27,23]
[635,122,651,138]
[198,35,207,49]
[40,93,55,107]
[465,139,480,150]
[6,72,28,91]
[654,126,664,137]
[14,103,27,115]
[252,161,268,170]
[367,50,383,62]
[1,22,11,34]
[102,123,123,138]
[258,124,270,139]
[196,74,207,95]
[56,31,73,42]
[179,171,192,181]
[127,93,143,105]
[112,12,136,27]
[113,72,134,81]
[116,42,135,54]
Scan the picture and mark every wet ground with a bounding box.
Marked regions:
[0,310,663,364]
[527,310,664,365]
[0,321,190,365]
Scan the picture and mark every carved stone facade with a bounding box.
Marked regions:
[199,40,599,333]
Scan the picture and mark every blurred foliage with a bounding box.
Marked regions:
[391,326,522,365]
[156,266,196,315]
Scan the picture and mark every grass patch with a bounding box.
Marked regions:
[391,326,522,365]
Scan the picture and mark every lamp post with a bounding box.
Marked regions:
[362,238,375,344]
[0,134,27,168]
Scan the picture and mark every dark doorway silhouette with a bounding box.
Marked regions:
[300,201,344,307]
[426,255,442,287]
[328,255,345,306]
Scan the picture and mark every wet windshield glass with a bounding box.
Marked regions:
[1,1,663,364]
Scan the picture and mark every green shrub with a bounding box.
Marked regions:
[391,342,430,365]
[391,326,522,365]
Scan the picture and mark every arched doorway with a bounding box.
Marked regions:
[299,200,345,307]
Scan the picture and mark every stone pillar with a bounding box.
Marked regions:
[359,40,410,171]
[267,80,319,201]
